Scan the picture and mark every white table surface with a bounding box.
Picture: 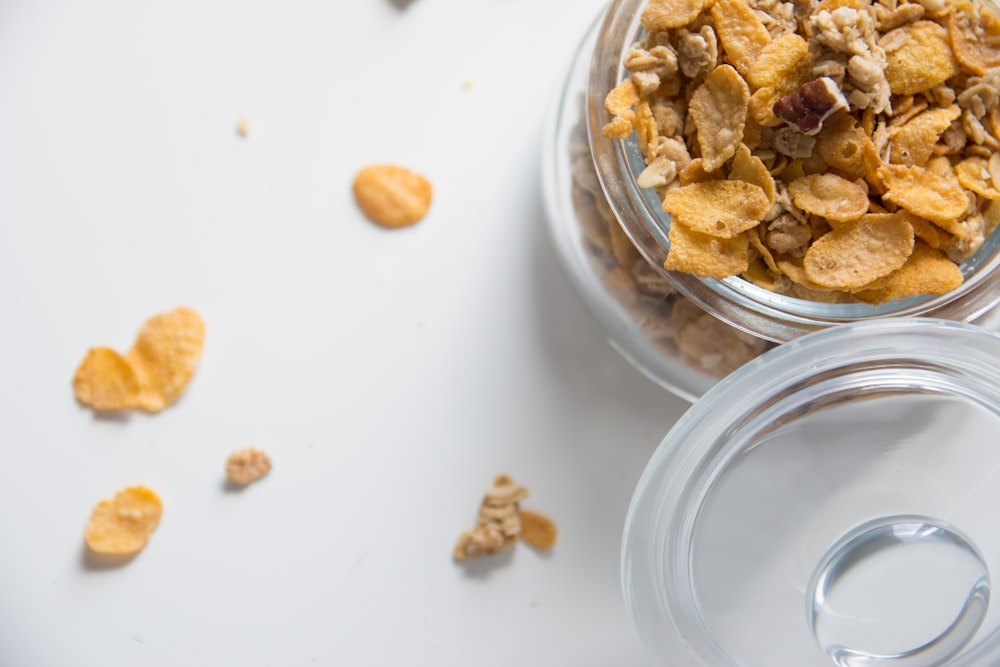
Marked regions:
[0,1,693,665]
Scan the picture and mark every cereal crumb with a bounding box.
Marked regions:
[226,447,272,486]
[235,116,250,137]
[84,486,163,556]
[352,164,433,228]
[454,475,527,560]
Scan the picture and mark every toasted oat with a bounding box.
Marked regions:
[454,475,528,560]
[226,448,272,486]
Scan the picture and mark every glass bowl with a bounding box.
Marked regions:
[541,0,1000,401]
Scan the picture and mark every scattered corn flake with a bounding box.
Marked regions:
[956,157,1000,199]
[73,307,204,413]
[127,307,206,412]
[883,21,958,95]
[689,65,750,171]
[641,0,706,31]
[519,510,558,550]
[788,174,869,222]
[352,164,433,229]
[84,486,163,556]
[710,0,772,77]
[226,448,272,486]
[665,222,750,278]
[855,241,964,303]
[880,162,969,226]
[663,180,769,238]
[803,213,915,289]
[73,347,141,412]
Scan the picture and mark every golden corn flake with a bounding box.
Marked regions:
[745,33,810,90]
[956,157,1000,199]
[883,21,958,95]
[949,1,1000,75]
[880,163,969,226]
[817,117,867,178]
[642,0,706,31]
[663,180,769,237]
[888,105,961,166]
[856,241,964,303]
[665,222,750,278]
[73,347,141,412]
[519,510,558,550]
[689,65,750,171]
[127,307,206,412]
[352,164,433,228]
[73,307,204,413]
[678,158,723,185]
[729,144,776,206]
[604,79,640,116]
[84,486,163,556]
[788,174,870,223]
[602,115,635,139]
[803,214,915,289]
[710,0,772,76]
[226,448,272,486]
[908,214,953,249]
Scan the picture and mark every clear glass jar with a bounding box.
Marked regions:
[541,0,1000,401]
[622,318,1000,667]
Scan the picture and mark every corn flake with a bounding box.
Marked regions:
[73,347,141,412]
[956,157,1000,199]
[642,0,707,31]
[352,164,433,229]
[788,174,870,222]
[711,0,772,76]
[689,65,750,171]
[746,33,811,90]
[949,1,1000,75]
[803,213,915,289]
[855,241,964,303]
[127,307,206,412]
[729,144,777,205]
[84,486,163,556]
[665,222,750,278]
[883,21,958,95]
[879,162,969,226]
[888,105,961,165]
[663,180,769,237]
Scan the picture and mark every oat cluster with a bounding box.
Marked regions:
[604,0,1000,301]
[225,447,273,486]
[453,475,557,559]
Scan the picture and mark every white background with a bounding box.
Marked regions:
[0,1,692,665]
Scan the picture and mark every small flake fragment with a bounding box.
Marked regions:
[84,486,163,556]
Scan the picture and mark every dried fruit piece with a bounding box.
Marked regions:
[788,174,870,222]
[689,65,750,171]
[226,448,272,486]
[711,0,772,76]
[454,475,528,560]
[127,307,206,412]
[352,164,433,228]
[803,214,915,289]
[665,222,750,278]
[84,486,163,556]
[73,347,141,411]
[883,21,958,94]
[662,180,769,237]
[520,510,558,550]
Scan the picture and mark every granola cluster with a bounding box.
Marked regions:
[604,0,1000,302]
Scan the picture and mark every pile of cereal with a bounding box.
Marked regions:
[604,0,1000,303]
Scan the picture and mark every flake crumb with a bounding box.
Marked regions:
[226,447,272,486]
[453,475,557,560]
[235,116,250,137]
